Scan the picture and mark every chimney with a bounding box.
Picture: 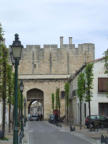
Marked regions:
[69,37,72,44]
[60,36,63,48]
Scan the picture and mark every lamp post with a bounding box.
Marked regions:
[24,98,26,126]
[20,80,24,138]
[10,34,23,144]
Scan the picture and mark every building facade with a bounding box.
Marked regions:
[18,36,95,119]
[69,58,108,125]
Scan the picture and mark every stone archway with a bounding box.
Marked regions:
[27,88,44,118]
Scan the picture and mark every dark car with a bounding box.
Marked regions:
[85,115,108,128]
[48,114,65,124]
[48,114,56,123]
[29,114,40,121]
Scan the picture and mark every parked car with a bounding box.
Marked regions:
[85,115,108,128]
[29,114,40,121]
[48,114,56,123]
[48,114,65,124]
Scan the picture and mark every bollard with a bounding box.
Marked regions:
[70,125,75,132]
[101,135,105,144]
[105,137,108,144]
[89,124,95,132]
[0,131,3,139]
[104,136,108,144]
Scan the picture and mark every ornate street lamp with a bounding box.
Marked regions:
[20,80,24,138]
[10,48,15,65]
[10,34,23,144]
[11,34,23,60]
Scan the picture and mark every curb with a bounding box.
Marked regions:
[70,131,101,144]
[47,121,101,144]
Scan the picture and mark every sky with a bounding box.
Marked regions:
[0,0,108,58]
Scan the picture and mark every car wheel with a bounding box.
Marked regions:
[86,124,90,129]
[89,123,94,129]
[100,124,104,129]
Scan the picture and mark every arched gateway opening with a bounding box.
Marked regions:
[27,88,44,119]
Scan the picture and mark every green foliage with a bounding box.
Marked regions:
[7,65,12,102]
[77,73,85,101]
[64,82,69,107]
[55,88,60,110]
[7,65,15,104]
[85,63,94,102]
[2,44,8,100]
[0,24,8,137]
[64,82,69,122]
[18,81,21,109]
[11,73,15,105]
[0,137,8,141]
[0,24,14,137]
[0,23,4,41]
[77,72,85,129]
[104,50,108,98]
[104,49,108,74]
[51,93,55,111]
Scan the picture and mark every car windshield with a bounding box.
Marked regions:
[97,115,106,120]
[32,115,37,117]
[50,114,55,118]
[90,115,107,120]
[90,115,97,120]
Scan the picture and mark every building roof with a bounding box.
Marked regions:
[88,57,104,64]
[68,64,86,82]
[69,57,105,82]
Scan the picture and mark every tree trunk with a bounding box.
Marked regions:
[12,108,14,130]
[8,102,11,132]
[19,108,21,126]
[8,84,11,133]
[88,101,91,117]
[2,48,7,138]
[59,105,60,118]
[2,98,6,137]
[67,100,68,124]
[80,100,82,129]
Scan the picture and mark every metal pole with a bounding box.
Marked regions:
[25,103,27,126]
[24,100,26,126]
[13,59,18,144]
[21,90,24,136]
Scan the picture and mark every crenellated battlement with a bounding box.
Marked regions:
[44,45,58,48]
[19,36,95,75]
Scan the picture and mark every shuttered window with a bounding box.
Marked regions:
[98,78,108,92]
[61,91,65,99]
[72,90,77,96]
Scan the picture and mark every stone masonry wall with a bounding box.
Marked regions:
[19,36,95,119]
[22,79,67,119]
[19,37,95,75]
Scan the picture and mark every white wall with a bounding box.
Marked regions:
[69,59,108,126]
[91,59,108,115]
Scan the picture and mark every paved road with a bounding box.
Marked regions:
[27,121,92,144]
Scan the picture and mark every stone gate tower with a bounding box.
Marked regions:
[19,36,95,119]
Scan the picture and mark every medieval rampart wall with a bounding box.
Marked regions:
[19,37,95,75]
[18,36,95,119]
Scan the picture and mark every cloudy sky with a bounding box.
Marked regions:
[0,0,108,58]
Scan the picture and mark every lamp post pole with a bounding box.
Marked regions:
[14,59,19,144]
[10,34,23,144]
[20,80,24,137]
